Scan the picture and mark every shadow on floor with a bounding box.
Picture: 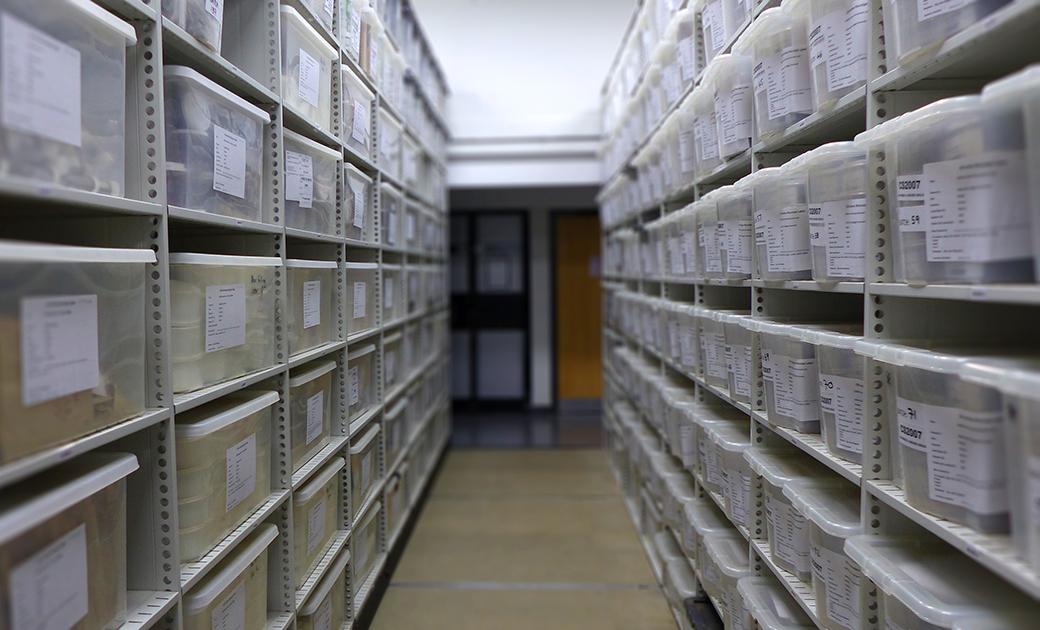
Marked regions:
[450,405,604,449]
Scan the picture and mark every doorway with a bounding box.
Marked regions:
[552,212,602,410]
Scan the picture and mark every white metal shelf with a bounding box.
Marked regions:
[751,413,862,486]
[752,88,867,155]
[168,205,284,234]
[173,364,286,413]
[118,590,179,630]
[289,341,349,368]
[352,552,389,613]
[296,531,352,610]
[292,436,351,489]
[751,280,864,294]
[869,282,1040,305]
[750,540,820,625]
[0,176,165,217]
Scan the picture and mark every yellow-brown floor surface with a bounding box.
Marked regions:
[370,449,676,629]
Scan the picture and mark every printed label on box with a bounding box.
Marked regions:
[349,365,360,405]
[211,582,244,630]
[384,276,394,310]
[226,433,257,512]
[205,0,224,20]
[352,100,370,143]
[351,185,366,229]
[678,36,695,82]
[809,1,868,93]
[725,469,752,528]
[720,219,753,274]
[9,524,88,630]
[918,0,973,21]
[715,82,753,147]
[307,497,327,555]
[302,280,322,329]
[1,14,82,148]
[810,544,861,629]
[349,11,362,57]
[772,355,820,422]
[726,343,753,397]
[285,150,314,209]
[702,0,726,54]
[323,0,334,17]
[753,47,812,121]
[306,391,324,444]
[766,495,811,572]
[361,451,372,490]
[205,284,246,352]
[314,595,333,630]
[822,198,866,278]
[898,206,927,233]
[298,48,321,107]
[819,373,864,454]
[20,295,99,406]
[897,174,926,204]
[696,114,720,162]
[765,206,812,272]
[213,124,247,199]
[352,281,366,319]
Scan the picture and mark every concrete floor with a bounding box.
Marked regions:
[369,449,676,629]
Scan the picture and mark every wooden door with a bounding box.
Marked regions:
[554,213,602,402]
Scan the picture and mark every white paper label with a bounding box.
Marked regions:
[306,391,324,444]
[918,0,974,21]
[1029,457,1040,538]
[680,422,697,468]
[681,233,696,274]
[766,495,811,572]
[678,36,695,82]
[715,82,753,148]
[302,280,321,329]
[19,295,99,406]
[313,595,333,630]
[348,365,360,405]
[668,320,680,360]
[385,349,396,384]
[702,0,726,54]
[821,198,867,277]
[211,582,245,630]
[9,525,88,630]
[352,281,366,319]
[819,373,864,454]
[322,0,334,17]
[361,451,372,490]
[384,276,395,309]
[923,152,1030,263]
[704,332,728,380]
[752,47,812,121]
[226,433,257,511]
[351,186,366,229]
[696,114,720,162]
[679,127,697,174]
[704,442,722,487]
[720,219,753,274]
[285,150,314,209]
[351,100,370,143]
[811,544,861,629]
[772,355,820,422]
[406,214,417,241]
[897,174,926,204]
[726,343,753,397]
[898,396,1007,513]
[680,329,697,367]
[724,469,752,528]
[205,284,246,352]
[1,14,81,147]
[298,48,321,107]
[205,0,224,20]
[810,1,869,93]
[349,11,362,57]
[307,498,327,555]
[213,125,247,199]
[701,223,723,273]
[763,206,813,273]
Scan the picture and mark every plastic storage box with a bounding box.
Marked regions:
[715,178,755,279]
[695,0,748,63]
[384,331,403,391]
[785,482,863,630]
[280,6,337,131]
[381,183,402,248]
[699,309,730,388]
[299,0,336,34]
[382,263,404,323]
[352,500,382,595]
[0,241,152,465]
[345,262,378,336]
[702,532,753,628]
[288,360,336,472]
[806,327,864,463]
[283,130,340,236]
[718,311,754,403]
[683,497,732,566]
[735,7,813,142]
[175,390,276,561]
[340,0,364,62]
[293,457,344,586]
[753,158,813,280]
[696,413,747,496]
[790,0,868,110]
[169,253,279,394]
[361,8,383,84]
[182,524,277,630]
[298,546,349,630]
[0,1,136,196]
[347,343,378,421]
[403,135,420,188]
[694,193,724,278]
[164,67,270,221]
[703,54,754,159]
[881,0,1011,67]
[379,110,403,179]
[738,576,817,629]
[384,396,407,466]
[163,0,222,52]
[804,142,867,282]
[845,535,1039,630]
[404,202,420,251]
[341,64,375,157]
[708,419,753,532]
[350,422,381,514]
[287,259,338,356]
[345,164,375,243]
[689,84,724,177]
[0,452,136,630]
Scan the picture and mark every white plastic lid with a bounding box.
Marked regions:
[701,54,753,88]
[286,258,338,269]
[981,64,1040,106]
[960,357,1040,400]
[164,66,270,124]
[0,240,155,264]
[348,343,377,360]
[707,419,751,453]
[345,262,378,270]
[65,0,138,45]
[341,63,375,96]
[704,533,752,577]
[283,128,343,161]
[184,524,278,611]
[379,110,403,130]
[740,8,788,48]
[753,319,810,342]
[351,423,381,453]
[384,331,403,344]
[685,497,733,537]
[745,447,831,487]
[666,471,698,499]
[0,453,139,544]
[357,499,382,531]
[289,360,337,388]
[783,481,862,538]
[382,263,402,271]
[345,163,373,184]
[804,326,862,351]
[380,182,402,195]
[737,577,816,629]
[802,141,864,169]
[169,252,281,267]
[300,546,351,616]
[844,536,1038,627]
[666,557,699,600]
[280,5,338,60]
[295,457,345,503]
[176,391,280,438]
[718,311,752,327]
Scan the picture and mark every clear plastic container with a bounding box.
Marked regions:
[716,178,755,279]
[175,390,276,561]
[340,0,364,62]
[804,142,868,282]
[746,447,833,581]
[384,397,407,468]
[754,320,824,433]
[735,6,814,142]
[345,164,375,243]
[703,532,753,628]
[785,482,864,630]
[350,422,381,515]
[341,64,375,157]
[695,193,724,278]
[719,312,755,403]
[690,84,724,177]
[280,6,337,131]
[298,545,349,630]
[696,412,749,495]
[403,136,420,188]
[695,0,749,63]
[385,469,408,536]
[288,360,336,472]
[287,259,338,356]
[169,253,279,394]
[806,327,865,463]
[406,265,424,315]
[378,109,403,179]
[708,419,753,531]
[793,0,869,111]
[359,7,381,81]
[345,262,378,336]
[404,202,420,251]
[0,0,136,196]
[351,500,382,595]
[384,332,403,392]
[0,242,152,465]
[347,343,377,421]
[298,0,336,35]
[845,535,1039,630]
[703,54,754,158]
[881,0,1011,67]
[164,66,270,221]
[683,497,732,566]
[382,263,404,323]
[381,183,403,248]
[0,452,136,630]
[676,304,702,375]
[858,95,1033,285]
[753,157,813,280]
[183,524,277,630]
[162,0,222,52]
[293,457,344,586]
[738,576,817,629]
[701,309,740,389]
[283,130,339,236]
